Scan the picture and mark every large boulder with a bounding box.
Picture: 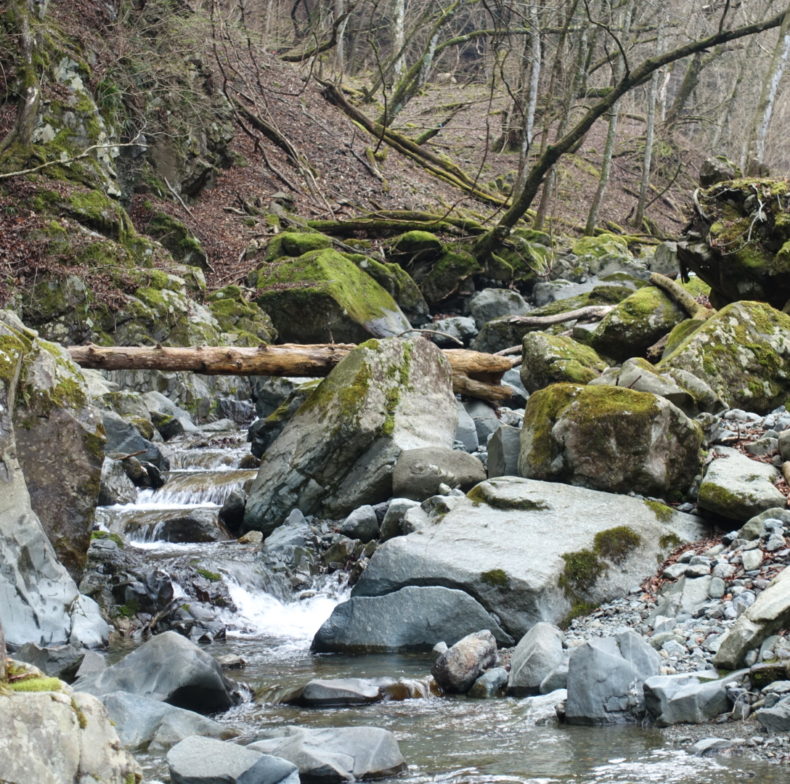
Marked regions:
[587,286,686,361]
[244,337,457,534]
[697,447,786,521]
[167,736,299,784]
[676,178,790,309]
[643,672,733,726]
[312,585,513,653]
[249,725,406,782]
[0,313,108,648]
[9,319,105,580]
[0,675,141,784]
[74,631,238,713]
[565,630,660,725]
[349,477,707,640]
[392,446,486,500]
[518,383,703,498]
[520,331,608,393]
[657,301,790,414]
[254,249,411,342]
[714,565,790,670]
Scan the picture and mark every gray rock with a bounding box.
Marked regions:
[98,457,138,506]
[429,316,478,345]
[74,631,237,713]
[565,631,660,725]
[339,505,379,543]
[738,508,790,540]
[249,725,406,782]
[779,429,790,462]
[540,661,569,693]
[244,337,457,534]
[167,736,299,784]
[102,410,168,470]
[102,691,234,750]
[0,685,141,784]
[468,667,509,698]
[12,642,84,679]
[431,629,498,694]
[698,447,785,522]
[691,738,733,757]
[714,565,790,670]
[508,622,564,696]
[379,498,420,541]
[392,446,485,500]
[312,585,513,653]
[468,288,530,327]
[464,400,500,445]
[518,689,567,726]
[143,390,198,434]
[643,672,732,726]
[755,695,790,732]
[289,678,386,707]
[352,477,707,639]
[454,401,479,452]
[487,425,521,478]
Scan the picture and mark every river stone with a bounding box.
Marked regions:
[657,301,790,414]
[469,288,530,327]
[565,630,660,725]
[755,695,790,732]
[587,285,686,362]
[102,409,169,470]
[254,248,410,343]
[98,457,138,505]
[339,505,379,542]
[392,446,486,499]
[698,447,785,521]
[589,357,696,414]
[250,725,406,783]
[469,666,509,698]
[143,390,198,434]
[464,400,500,445]
[518,384,702,498]
[379,497,421,541]
[0,686,141,784]
[102,691,234,750]
[520,331,607,393]
[10,327,105,580]
[244,337,457,534]
[74,630,237,713]
[351,477,707,639]
[288,677,387,707]
[432,629,498,694]
[643,672,732,726]
[508,622,564,696]
[0,313,109,649]
[714,565,790,670]
[487,424,521,477]
[312,585,513,653]
[455,400,479,451]
[167,736,299,784]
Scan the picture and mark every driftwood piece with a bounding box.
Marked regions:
[504,305,614,328]
[67,343,518,404]
[649,272,713,320]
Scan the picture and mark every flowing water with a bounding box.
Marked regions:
[98,429,785,784]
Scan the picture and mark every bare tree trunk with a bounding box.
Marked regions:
[634,68,658,227]
[393,0,406,79]
[513,2,542,191]
[334,0,347,73]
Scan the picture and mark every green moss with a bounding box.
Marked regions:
[520,383,582,475]
[70,697,88,729]
[116,599,140,618]
[196,567,221,582]
[560,601,598,628]
[0,330,29,384]
[480,569,510,588]
[659,533,682,551]
[91,530,125,547]
[593,526,641,564]
[9,676,62,692]
[572,232,630,258]
[645,499,674,524]
[265,231,332,261]
[559,549,604,596]
[465,483,549,511]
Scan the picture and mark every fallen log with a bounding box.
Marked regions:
[503,305,614,327]
[68,343,519,405]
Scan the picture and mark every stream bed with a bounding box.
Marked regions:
[96,428,785,784]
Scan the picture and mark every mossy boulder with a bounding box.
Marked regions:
[587,285,687,361]
[243,337,457,534]
[677,179,790,309]
[146,212,209,269]
[254,249,411,342]
[207,285,276,344]
[388,231,444,263]
[518,383,703,499]
[346,254,429,323]
[264,231,333,261]
[658,300,790,414]
[520,331,608,393]
[572,233,632,260]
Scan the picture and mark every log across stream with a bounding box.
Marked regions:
[68,343,519,404]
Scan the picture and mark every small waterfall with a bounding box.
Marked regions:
[137,468,257,506]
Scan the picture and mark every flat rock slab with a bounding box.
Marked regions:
[698,447,785,522]
[352,477,707,639]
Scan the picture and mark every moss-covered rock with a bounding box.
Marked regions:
[207,285,276,344]
[346,254,429,323]
[677,178,790,309]
[520,331,608,393]
[145,212,208,269]
[412,249,481,304]
[254,249,411,342]
[587,285,687,361]
[572,233,631,260]
[658,300,790,414]
[264,231,333,261]
[518,383,703,499]
[388,231,444,263]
